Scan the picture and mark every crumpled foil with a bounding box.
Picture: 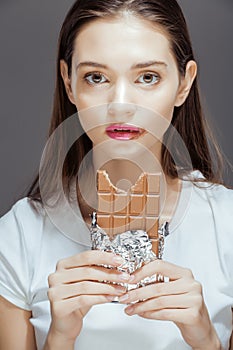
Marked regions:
[90,213,169,292]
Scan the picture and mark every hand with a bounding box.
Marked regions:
[118,260,221,350]
[47,250,132,344]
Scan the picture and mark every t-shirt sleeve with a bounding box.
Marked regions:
[0,198,41,311]
[211,185,233,295]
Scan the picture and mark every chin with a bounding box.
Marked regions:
[102,139,155,159]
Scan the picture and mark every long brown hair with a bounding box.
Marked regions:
[27,0,225,205]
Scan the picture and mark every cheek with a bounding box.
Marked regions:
[148,87,178,122]
[158,103,175,123]
[72,74,107,111]
[85,127,103,144]
[70,74,96,110]
[75,92,91,111]
[74,88,106,111]
[77,103,108,144]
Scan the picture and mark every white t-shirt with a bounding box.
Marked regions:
[0,176,233,350]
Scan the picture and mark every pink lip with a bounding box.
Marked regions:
[105,124,145,141]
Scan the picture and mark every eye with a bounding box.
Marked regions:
[83,72,108,85]
[137,72,160,85]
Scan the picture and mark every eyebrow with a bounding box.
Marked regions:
[132,60,168,69]
[76,60,167,71]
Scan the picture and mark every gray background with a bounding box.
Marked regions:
[0,0,232,217]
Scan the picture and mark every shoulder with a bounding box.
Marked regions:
[188,174,233,252]
[0,197,46,267]
[179,171,233,243]
[184,170,233,210]
[0,198,46,310]
[1,197,44,224]
[0,197,45,241]
[193,180,233,214]
[10,197,45,221]
[178,173,233,284]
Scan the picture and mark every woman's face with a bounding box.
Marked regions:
[61,15,196,158]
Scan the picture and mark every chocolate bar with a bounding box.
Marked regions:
[96,170,161,255]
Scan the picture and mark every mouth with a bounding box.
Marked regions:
[105,124,145,141]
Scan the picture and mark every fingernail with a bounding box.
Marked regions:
[129,275,135,283]
[106,295,116,301]
[115,286,127,294]
[118,294,129,302]
[120,273,131,281]
[112,256,124,265]
[125,306,134,315]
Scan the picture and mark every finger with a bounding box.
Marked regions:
[49,266,133,286]
[130,260,194,283]
[124,293,197,316]
[48,281,127,301]
[135,308,198,325]
[52,294,116,318]
[56,250,125,270]
[119,279,189,304]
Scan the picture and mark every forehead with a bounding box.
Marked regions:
[72,15,175,68]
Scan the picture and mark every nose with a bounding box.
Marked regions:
[107,102,137,119]
[107,78,137,118]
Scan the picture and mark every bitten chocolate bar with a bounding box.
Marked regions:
[96,170,161,255]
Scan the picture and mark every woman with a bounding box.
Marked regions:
[0,0,232,349]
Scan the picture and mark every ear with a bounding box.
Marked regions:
[60,60,76,105]
[175,60,197,107]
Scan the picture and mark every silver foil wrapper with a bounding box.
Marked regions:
[90,213,169,291]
